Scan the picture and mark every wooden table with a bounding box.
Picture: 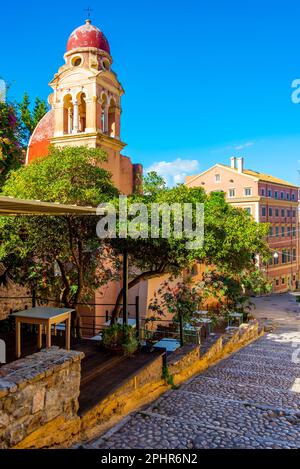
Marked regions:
[12,307,74,358]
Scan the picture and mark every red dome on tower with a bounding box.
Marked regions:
[67,20,110,54]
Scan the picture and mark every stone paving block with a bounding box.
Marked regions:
[84,327,300,449]
[182,377,300,411]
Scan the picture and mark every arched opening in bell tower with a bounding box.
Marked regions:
[101,93,108,133]
[108,98,116,138]
[77,92,87,132]
[63,94,73,134]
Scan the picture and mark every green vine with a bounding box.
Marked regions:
[162,365,176,389]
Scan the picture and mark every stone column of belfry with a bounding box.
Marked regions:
[104,103,109,134]
[72,100,79,133]
[85,96,97,132]
[68,107,73,134]
[115,105,121,139]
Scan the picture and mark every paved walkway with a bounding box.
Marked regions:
[84,294,300,449]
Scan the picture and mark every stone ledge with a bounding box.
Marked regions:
[0,347,84,397]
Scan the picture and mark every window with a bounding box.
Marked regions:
[261,188,265,196]
[282,277,285,285]
[102,59,111,71]
[274,253,279,264]
[281,226,285,237]
[275,227,279,237]
[244,207,251,215]
[262,207,266,217]
[287,226,291,237]
[287,210,291,217]
[274,191,278,199]
[282,250,287,263]
[215,174,221,182]
[293,210,296,218]
[268,189,272,197]
[293,249,297,261]
[269,227,273,236]
[228,189,235,197]
[293,226,296,237]
[269,207,273,217]
[244,188,252,196]
[281,208,285,217]
[287,250,291,262]
[281,192,284,200]
[292,193,295,200]
[287,193,290,200]
[276,279,279,286]
[268,257,273,265]
[71,56,82,67]
[275,208,279,217]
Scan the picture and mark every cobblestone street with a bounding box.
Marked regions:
[84,295,300,449]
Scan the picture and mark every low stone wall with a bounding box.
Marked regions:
[0,347,84,449]
[78,321,263,445]
[0,320,263,448]
[80,354,166,442]
[168,320,262,386]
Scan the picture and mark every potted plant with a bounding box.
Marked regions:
[102,323,138,356]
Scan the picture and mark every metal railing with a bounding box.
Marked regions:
[0,295,205,347]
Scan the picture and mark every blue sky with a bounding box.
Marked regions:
[2,0,300,185]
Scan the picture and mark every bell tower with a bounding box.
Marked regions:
[26,19,142,194]
[49,19,123,145]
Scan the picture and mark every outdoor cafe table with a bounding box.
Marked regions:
[12,307,74,358]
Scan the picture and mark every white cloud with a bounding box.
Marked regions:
[146,158,200,187]
[210,141,255,154]
[234,141,254,151]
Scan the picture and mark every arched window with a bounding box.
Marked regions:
[108,98,116,137]
[63,94,73,134]
[77,92,87,132]
[101,94,108,133]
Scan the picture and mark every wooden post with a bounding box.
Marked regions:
[46,322,51,348]
[38,324,43,349]
[16,319,21,358]
[179,314,184,347]
[65,315,71,351]
[135,296,140,341]
[123,250,128,325]
[32,288,36,308]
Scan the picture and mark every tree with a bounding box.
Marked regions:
[0,146,119,318]
[198,267,272,318]
[0,100,23,186]
[18,93,48,145]
[109,173,270,322]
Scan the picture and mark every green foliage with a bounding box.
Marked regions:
[2,145,117,205]
[102,324,138,355]
[0,146,119,308]
[149,279,200,324]
[162,365,176,388]
[0,101,23,186]
[143,171,167,196]
[18,93,48,145]
[110,173,270,321]
[199,267,272,318]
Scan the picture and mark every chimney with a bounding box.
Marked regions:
[230,157,236,169]
[237,157,244,173]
